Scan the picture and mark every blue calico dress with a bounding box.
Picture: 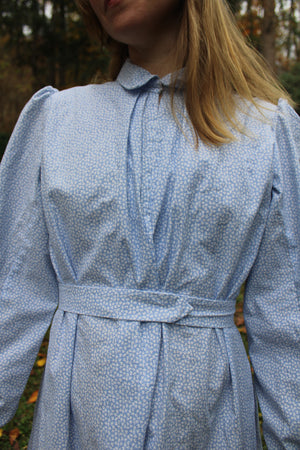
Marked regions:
[0,60,299,449]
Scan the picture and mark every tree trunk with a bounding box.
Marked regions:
[58,0,66,88]
[262,0,276,71]
[286,0,297,63]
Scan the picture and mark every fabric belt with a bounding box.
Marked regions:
[58,284,236,328]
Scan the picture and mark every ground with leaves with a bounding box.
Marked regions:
[0,292,267,449]
[0,335,49,449]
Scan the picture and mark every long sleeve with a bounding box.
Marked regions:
[244,99,300,448]
[0,87,59,426]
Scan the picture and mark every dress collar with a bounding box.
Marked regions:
[117,59,184,91]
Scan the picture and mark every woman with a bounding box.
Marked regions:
[0,0,299,448]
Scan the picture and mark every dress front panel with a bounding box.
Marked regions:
[0,60,299,449]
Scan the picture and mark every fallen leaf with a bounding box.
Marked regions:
[235,304,243,313]
[36,357,46,367]
[235,316,245,327]
[9,428,19,445]
[238,326,247,334]
[27,390,39,404]
[13,441,20,450]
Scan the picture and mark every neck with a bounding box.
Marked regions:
[128,27,180,78]
[128,50,178,78]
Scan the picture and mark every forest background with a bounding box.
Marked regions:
[0,0,300,157]
[0,0,299,448]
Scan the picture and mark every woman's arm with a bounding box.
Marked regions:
[0,87,59,426]
[244,100,300,448]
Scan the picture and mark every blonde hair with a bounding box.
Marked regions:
[76,0,293,146]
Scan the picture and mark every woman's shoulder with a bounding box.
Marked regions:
[234,96,299,142]
[17,81,126,133]
[272,98,300,138]
[52,81,120,103]
[25,81,123,113]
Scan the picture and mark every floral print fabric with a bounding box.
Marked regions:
[0,60,299,449]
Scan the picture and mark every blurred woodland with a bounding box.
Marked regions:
[0,0,300,140]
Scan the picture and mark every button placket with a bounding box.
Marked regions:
[141,87,164,234]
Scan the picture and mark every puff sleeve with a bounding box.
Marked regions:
[0,87,59,426]
[244,99,300,448]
